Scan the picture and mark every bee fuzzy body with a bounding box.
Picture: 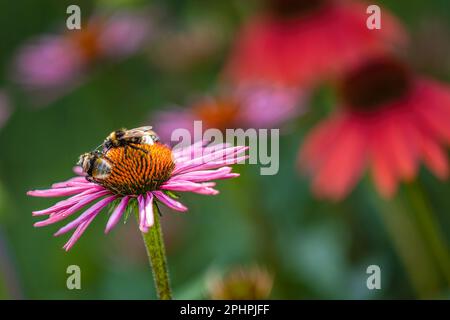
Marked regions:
[78,152,112,182]
[102,126,160,153]
[78,126,161,187]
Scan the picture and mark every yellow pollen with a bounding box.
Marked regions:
[101,143,175,195]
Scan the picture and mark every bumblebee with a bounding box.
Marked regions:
[78,151,112,182]
[101,126,160,153]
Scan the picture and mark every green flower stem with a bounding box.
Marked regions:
[138,203,172,300]
[376,196,441,298]
[404,181,450,287]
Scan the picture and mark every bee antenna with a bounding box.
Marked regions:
[94,143,103,151]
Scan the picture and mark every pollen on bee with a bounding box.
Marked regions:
[100,143,175,195]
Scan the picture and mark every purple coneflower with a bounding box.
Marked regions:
[14,10,151,102]
[154,82,303,144]
[28,140,246,251]
[28,137,246,299]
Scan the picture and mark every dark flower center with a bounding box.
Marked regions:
[100,143,175,195]
[267,0,328,19]
[67,24,102,62]
[339,57,412,112]
[192,98,240,132]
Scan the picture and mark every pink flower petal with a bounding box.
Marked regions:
[73,166,85,176]
[311,117,367,200]
[299,117,344,173]
[161,181,218,195]
[171,167,239,183]
[27,185,101,198]
[383,111,419,181]
[415,94,450,144]
[153,191,188,212]
[416,128,449,179]
[175,156,248,174]
[62,215,96,251]
[173,146,247,175]
[54,195,117,236]
[51,180,92,188]
[33,192,85,216]
[172,140,210,158]
[34,190,110,226]
[370,125,398,198]
[144,193,154,229]
[105,196,130,234]
[137,195,148,233]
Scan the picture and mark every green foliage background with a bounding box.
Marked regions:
[0,0,449,299]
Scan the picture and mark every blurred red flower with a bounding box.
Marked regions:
[299,56,450,200]
[224,0,407,87]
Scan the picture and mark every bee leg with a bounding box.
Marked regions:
[129,144,149,154]
[102,155,114,163]
[85,176,95,183]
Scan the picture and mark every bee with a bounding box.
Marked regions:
[78,151,112,182]
[101,126,160,154]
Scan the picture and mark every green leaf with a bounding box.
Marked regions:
[123,198,137,224]
[165,190,180,199]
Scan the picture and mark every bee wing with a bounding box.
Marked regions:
[120,126,151,138]
[92,157,112,180]
[136,126,153,131]
[132,126,153,133]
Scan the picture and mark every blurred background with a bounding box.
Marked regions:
[0,0,449,299]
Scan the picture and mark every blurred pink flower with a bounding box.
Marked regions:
[153,108,197,145]
[154,83,304,144]
[225,0,407,87]
[14,36,84,93]
[28,141,246,250]
[235,82,304,128]
[299,56,450,200]
[13,10,152,101]
[98,11,151,59]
